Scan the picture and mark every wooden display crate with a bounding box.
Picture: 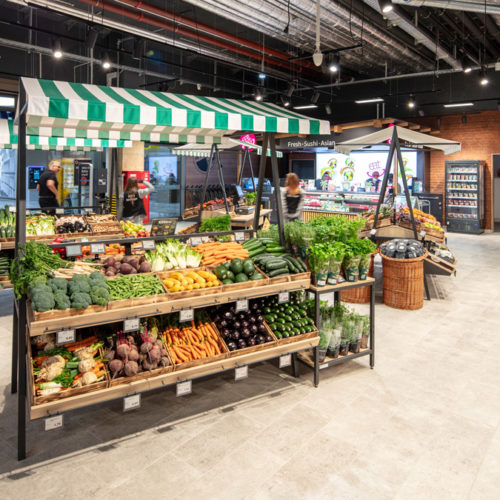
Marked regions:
[265,270,311,286]
[29,300,108,322]
[263,321,319,346]
[106,274,168,310]
[157,267,223,299]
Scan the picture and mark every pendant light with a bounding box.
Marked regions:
[312,0,323,66]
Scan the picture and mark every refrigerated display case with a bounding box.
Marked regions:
[445,160,484,234]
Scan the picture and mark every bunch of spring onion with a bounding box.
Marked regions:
[144,240,202,271]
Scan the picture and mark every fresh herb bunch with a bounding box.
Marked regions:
[10,241,71,298]
[200,214,231,233]
[244,192,257,205]
[345,238,376,257]
[257,224,280,242]
[308,242,346,273]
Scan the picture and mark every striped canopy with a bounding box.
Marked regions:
[19,78,330,141]
[0,119,131,151]
[172,138,283,158]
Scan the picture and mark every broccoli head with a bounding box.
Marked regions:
[48,278,68,294]
[71,292,92,310]
[68,275,91,295]
[28,276,48,290]
[54,291,71,310]
[30,284,53,298]
[31,290,55,312]
[89,271,106,284]
[90,286,110,306]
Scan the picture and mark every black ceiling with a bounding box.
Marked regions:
[0,0,498,123]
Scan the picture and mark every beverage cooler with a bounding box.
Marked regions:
[445,160,484,234]
[123,171,151,223]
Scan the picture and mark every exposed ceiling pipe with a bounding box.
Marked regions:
[6,0,296,82]
[391,0,500,15]
[362,0,462,69]
[459,13,499,58]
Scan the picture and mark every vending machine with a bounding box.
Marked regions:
[123,171,151,223]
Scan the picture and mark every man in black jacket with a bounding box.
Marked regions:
[37,159,61,214]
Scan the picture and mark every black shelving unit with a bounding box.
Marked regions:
[298,278,375,386]
[445,160,484,234]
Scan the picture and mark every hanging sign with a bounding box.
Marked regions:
[279,135,335,149]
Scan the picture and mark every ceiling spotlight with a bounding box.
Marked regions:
[285,83,295,98]
[255,88,263,101]
[280,95,290,107]
[312,49,323,67]
[480,71,489,86]
[86,28,98,50]
[407,96,416,109]
[463,64,472,74]
[53,39,63,59]
[102,53,111,70]
[327,54,339,73]
[378,0,393,13]
[311,91,320,104]
[325,103,332,115]
[258,72,266,80]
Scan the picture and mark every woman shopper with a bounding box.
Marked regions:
[281,172,304,222]
[122,176,154,224]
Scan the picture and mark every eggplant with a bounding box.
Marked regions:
[221,328,232,339]
[219,319,228,329]
[250,324,258,335]
[256,309,262,315]
[241,320,249,329]
[256,335,266,344]
[247,337,256,346]
[233,320,241,330]
[255,315,263,324]
[229,305,236,314]
[231,330,240,341]
[248,316,256,324]
[264,335,273,343]
[223,311,234,321]
[240,328,251,339]
[237,338,247,349]
[227,341,237,351]
[238,312,246,321]
[257,324,267,333]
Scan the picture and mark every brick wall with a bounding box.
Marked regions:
[416,110,500,230]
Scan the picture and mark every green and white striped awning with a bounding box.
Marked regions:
[18,78,330,141]
[0,119,131,150]
[172,138,283,158]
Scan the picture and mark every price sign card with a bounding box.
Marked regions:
[90,243,105,255]
[419,231,427,239]
[9,206,16,213]
[141,240,155,250]
[179,309,194,323]
[319,362,329,370]
[278,292,289,304]
[176,380,192,396]
[56,329,75,345]
[235,299,248,312]
[279,354,292,368]
[123,394,141,412]
[235,365,248,380]
[66,244,82,257]
[45,415,63,431]
[124,318,140,332]
[55,208,65,215]
[234,231,245,242]
[190,237,202,247]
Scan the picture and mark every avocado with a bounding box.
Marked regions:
[250,272,265,281]
[222,278,234,285]
[231,258,243,275]
[235,273,249,282]
[242,260,255,276]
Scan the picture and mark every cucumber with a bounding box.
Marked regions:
[266,245,286,253]
[268,268,289,277]
[265,261,288,271]
[242,239,262,250]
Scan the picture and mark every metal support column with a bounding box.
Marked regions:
[197,144,217,224]
[215,146,230,214]
[253,134,268,232]
[313,291,320,387]
[369,283,375,369]
[268,135,285,246]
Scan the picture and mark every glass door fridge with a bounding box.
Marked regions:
[445,160,484,234]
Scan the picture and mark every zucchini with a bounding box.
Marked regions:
[248,247,266,258]
[265,260,288,271]
[268,268,289,277]
[243,239,263,250]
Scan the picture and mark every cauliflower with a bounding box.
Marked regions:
[54,291,71,310]
[90,285,110,306]
[71,292,91,310]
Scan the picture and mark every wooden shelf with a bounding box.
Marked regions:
[27,278,311,336]
[309,277,374,294]
[298,348,371,369]
[29,335,319,420]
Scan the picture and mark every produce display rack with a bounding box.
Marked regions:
[299,278,375,386]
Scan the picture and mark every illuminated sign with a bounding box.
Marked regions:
[240,134,257,149]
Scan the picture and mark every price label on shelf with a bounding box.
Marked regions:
[235,299,248,312]
[66,244,82,257]
[234,365,248,381]
[179,309,194,323]
[56,329,75,345]
[189,237,202,247]
[279,354,292,368]
[90,243,105,255]
[123,394,141,412]
[9,206,16,213]
[45,415,63,431]
[55,208,64,215]
[319,362,329,370]
[141,239,155,250]
[124,318,140,332]
[419,231,426,239]
[278,292,289,304]
[370,229,377,236]
[234,231,245,242]
[176,380,192,397]
[26,210,30,216]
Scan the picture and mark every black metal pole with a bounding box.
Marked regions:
[11,304,18,394]
[215,146,230,214]
[314,290,320,387]
[268,134,285,246]
[16,81,28,460]
[197,144,216,224]
[369,282,375,369]
[253,134,268,231]
[248,152,256,192]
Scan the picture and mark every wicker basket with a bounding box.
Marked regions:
[381,250,428,310]
[340,253,375,304]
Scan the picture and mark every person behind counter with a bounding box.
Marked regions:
[37,159,61,215]
[281,172,304,222]
[122,176,154,224]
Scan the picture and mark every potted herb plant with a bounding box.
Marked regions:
[245,191,257,206]
[349,315,363,353]
[327,241,346,285]
[318,330,332,362]
[360,315,370,349]
[343,240,362,282]
[309,243,331,287]
[357,239,377,281]
[340,318,353,356]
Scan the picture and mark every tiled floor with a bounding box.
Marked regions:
[1,232,500,499]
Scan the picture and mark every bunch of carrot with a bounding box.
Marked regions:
[164,321,224,363]
[65,336,99,352]
[194,241,249,266]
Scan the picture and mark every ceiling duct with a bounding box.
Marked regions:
[391,0,500,15]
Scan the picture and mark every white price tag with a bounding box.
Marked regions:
[26,210,31,216]
[176,380,192,396]
[141,239,155,250]
[90,243,105,255]
[278,292,289,304]
[66,244,82,257]
[123,394,141,412]
[9,205,16,212]
[279,354,292,368]
[45,415,63,431]
[235,299,248,312]
[201,236,210,243]
[235,365,248,380]
[124,318,140,332]
[56,329,75,345]
[419,231,426,238]
[370,229,377,236]
[189,237,202,246]
[319,362,329,370]
[234,231,245,242]
[179,309,194,323]
[55,208,64,215]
